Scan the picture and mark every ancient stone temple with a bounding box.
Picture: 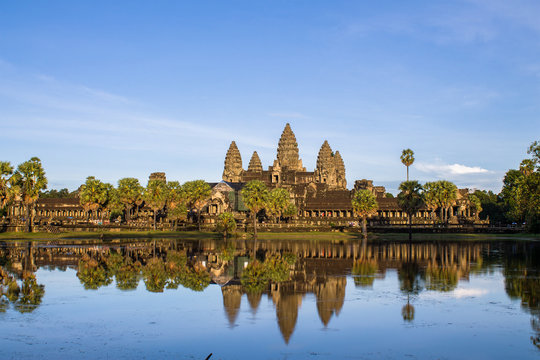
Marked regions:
[221,123,347,190]
[222,141,243,182]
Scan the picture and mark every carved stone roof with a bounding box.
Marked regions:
[334,151,346,188]
[247,151,263,172]
[223,141,243,182]
[277,123,304,171]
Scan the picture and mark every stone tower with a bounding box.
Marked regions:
[222,141,243,182]
[315,140,337,185]
[149,172,166,183]
[334,151,346,188]
[276,123,305,171]
[247,151,263,172]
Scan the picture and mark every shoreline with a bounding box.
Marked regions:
[0,230,538,242]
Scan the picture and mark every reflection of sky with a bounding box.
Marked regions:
[0,268,537,359]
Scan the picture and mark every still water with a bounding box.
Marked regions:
[0,237,538,359]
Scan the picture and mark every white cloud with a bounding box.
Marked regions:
[452,288,489,298]
[416,162,490,176]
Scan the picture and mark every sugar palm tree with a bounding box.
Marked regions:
[266,187,291,223]
[117,178,144,223]
[183,180,211,231]
[0,161,14,210]
[397,181,424,241]
[241,180,269,240]
[166,181,187,230]
[143,179,169,230]
[400,149,415,181]
[351,189,378,240]
[438,180,457,222]
[79,176,108,222]
[423,182,439,222]
[13,158,48,232]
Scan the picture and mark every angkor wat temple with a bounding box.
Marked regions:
[4,123,483,230]
[206,123,481,227]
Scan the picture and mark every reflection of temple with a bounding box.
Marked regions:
[2,239,533,345]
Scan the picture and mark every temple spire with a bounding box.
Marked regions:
[247,151,263,172]
[276,123,304,171]
[222,141,243,182]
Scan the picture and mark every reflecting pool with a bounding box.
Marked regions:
[0,238,539,359]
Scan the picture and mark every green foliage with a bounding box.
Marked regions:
[13,157,48,206]
[500,141,540,231]
[266,187,291,222]
[397,181,424,216]
[117,177,144,220]
[472,190,506,223]
[39,188,73,198]
[0,161,14,209]
[351,189,378,218]
[282,202,298,219]
[385,193,394,198]
[79,176,109,218]
[217,212,237,237]
[468,194,482,218]
[166,181,188,227]
[423,180,457,221]
[0,268,45,313]
[242,180,269,213]
[400,149,415,180]
[183,180,211,230]
[144,179,169,229]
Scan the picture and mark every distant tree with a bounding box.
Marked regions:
[0,161,14,209]
[166,181,187,230]
[397,181,424,241]
[423,180,457,223]
[183,180,211,231]
[468,194,482,220]
[400,149,415,181]
[423,182,439,221]
[103,184,123,221]
[266,188,291,223]
[351,189,378,240]
[79,176,108,222]
[117,178,144,223]
[501,140,540,231]
[12,157,48,232]
[241,180,269,240]
[282,202,298,223]
[217,212,237,238]
[385,193,394,199]
[143,179,169,230]
[472,190,506,224]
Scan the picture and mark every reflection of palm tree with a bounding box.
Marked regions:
[142,257,167,293]
[14,272,45,313]
[352,260,378,288]
[401,294,415,322]
[77,255,112,290]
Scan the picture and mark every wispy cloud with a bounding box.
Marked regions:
[268,112,309,119]
[416,162,491,176]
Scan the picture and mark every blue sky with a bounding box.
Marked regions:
[1,0,539,194]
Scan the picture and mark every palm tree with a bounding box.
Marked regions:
[397,181,424,241]
[166,181,187,230]
[79,176,108,222]
[438,180,457,222]
[217,212,237,238]
[423,182,439,222]
[143,179,169,230]
[0,161,14,210]
[241,180,269,240]
[13,158,48,232]
[400,149,415,181]
[117,178,144,223]
[468,194,482,219]
[183,180,211,231]
[351,189,378,240]
[266,188,291,223]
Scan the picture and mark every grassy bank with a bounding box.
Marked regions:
[1,229,537,242]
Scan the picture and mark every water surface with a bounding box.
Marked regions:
[0,237,538,359]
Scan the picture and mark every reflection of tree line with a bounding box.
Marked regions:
[1,240,539,349]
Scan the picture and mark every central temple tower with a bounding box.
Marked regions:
[275,123,305,171]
